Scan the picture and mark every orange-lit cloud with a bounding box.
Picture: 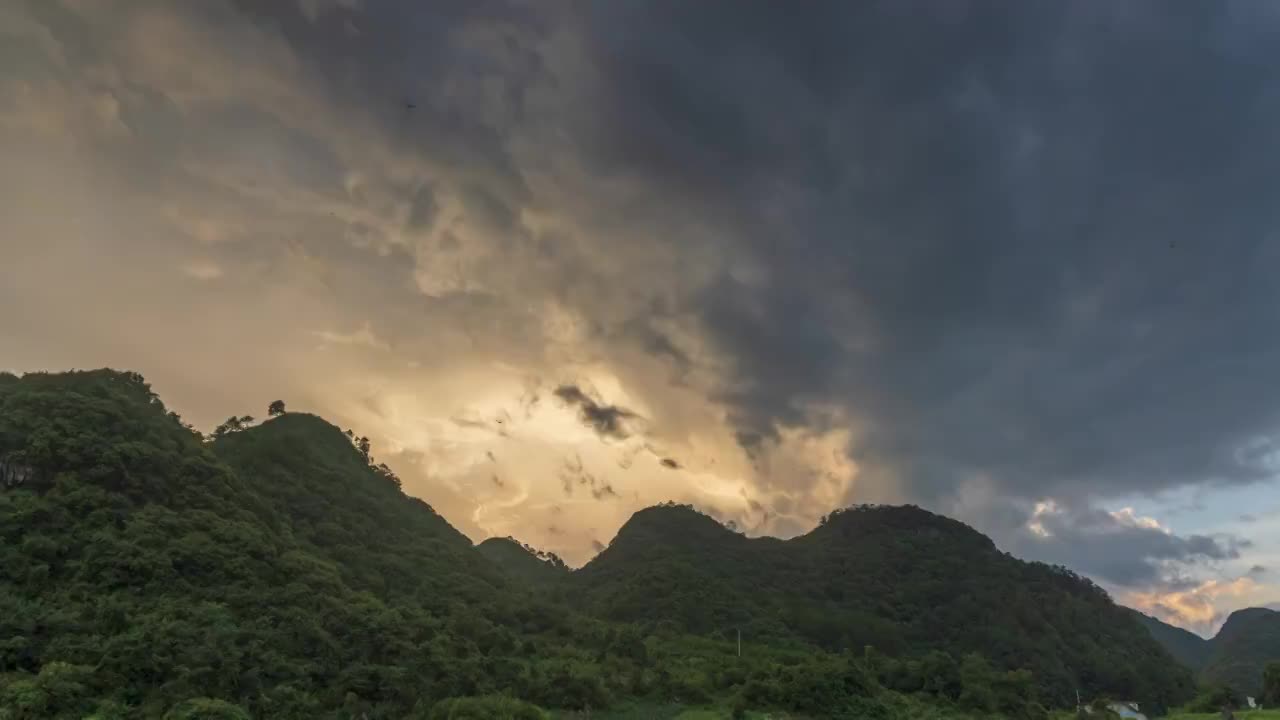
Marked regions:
[1125,577,1262,636]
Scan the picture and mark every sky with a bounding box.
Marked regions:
[2,0,1279,636]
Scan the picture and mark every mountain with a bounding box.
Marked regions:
[1128,609,1212,672]
[0,368,1196,718]
[0,370,591,718]
[1132,606,1280,697]
[570,503,1197,711]
[1201,608,1280,697]
[476,536,571,585]
[212,411,507,603]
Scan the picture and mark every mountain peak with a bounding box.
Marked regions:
[217,412,377,476]
[477,536,569,583]
[612,502,738,544]
[1221,605,1277,624]
[1198,605,1280,696]
[803,503,997,552]
[1216,606,1278,639]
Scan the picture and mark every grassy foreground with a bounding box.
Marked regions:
[1165,711,1280,720]
[551,695,1036,719]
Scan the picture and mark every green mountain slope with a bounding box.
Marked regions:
[477,536,571,585]
[211,411,504,604]
[1128,609,1212,672]
[1130,605,1280,697]
[0,370,597,718]
[0,369,1195,719]
[1201,608,1280,697]
[570,503,1197,711]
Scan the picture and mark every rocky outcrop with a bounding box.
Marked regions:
[0,455,35,487]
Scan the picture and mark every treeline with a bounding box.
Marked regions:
[566,502,1196,713]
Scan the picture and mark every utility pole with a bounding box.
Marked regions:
[737,628,741,658]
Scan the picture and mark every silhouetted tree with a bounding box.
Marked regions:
[268,400,287,417]
[213,416,245,437]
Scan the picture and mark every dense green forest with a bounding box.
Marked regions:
[0,369,1201,718]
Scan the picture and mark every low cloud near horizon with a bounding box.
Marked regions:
[3,0,1279,635]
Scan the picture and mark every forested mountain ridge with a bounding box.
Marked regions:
[0,369,1195,718]
[1128,609,1212,672]
[1202,607,1280,697]
[0,369,611,718]
[1134,606,1280,697]
[476,536,571,585]
[211,411,504,604]
[569,502,1197,710]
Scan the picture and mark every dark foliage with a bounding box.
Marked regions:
[477,537,570,586]
[567,503,1197,711]
[1263,660,1280,706]
[1129,609,1212,672]
[1136,606,1280,700]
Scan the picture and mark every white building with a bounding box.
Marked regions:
[1107,701,1147,720]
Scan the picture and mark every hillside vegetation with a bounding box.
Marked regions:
[0,369,1198,718]
[477,537,571,586]
[1202,609,1280,697]
[569,503,1195,711]
[1130,610,1212,672]
[1137,607,1280,698]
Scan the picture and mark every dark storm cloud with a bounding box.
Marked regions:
[208,0,1280,586]
[569,0,1280,506]
[553,384,636,440]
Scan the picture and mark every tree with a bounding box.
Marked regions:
[212,416,245,438]
[374,463,402,489]
[1264,661,1280,705]
[268,400,286,417]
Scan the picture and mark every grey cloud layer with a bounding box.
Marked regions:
[250,0,1280,505]
[579,1,1280,500]
[570,1,1280,588]
[1011,504,1248,588]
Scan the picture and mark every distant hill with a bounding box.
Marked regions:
[1202,608,1280,697]
[476,536,570,584]
[569,502,1196,711]
[1131,605,1280,697]
[1128,609,1212,672]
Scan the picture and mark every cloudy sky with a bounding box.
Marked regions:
[3,0,1279,635]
